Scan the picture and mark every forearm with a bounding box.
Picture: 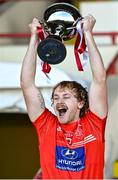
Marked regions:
[20,35,39,88]
[84,31,106,82]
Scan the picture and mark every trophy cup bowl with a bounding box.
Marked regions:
[37,3,82,65]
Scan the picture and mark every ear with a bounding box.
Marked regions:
[77,101,85,109]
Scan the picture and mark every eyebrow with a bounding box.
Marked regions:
[53,93,72,97]
[53,94,58,96]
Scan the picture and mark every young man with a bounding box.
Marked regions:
[20,15,108,179]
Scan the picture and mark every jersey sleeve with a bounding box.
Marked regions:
[32,108,57,131]
[84,110,107,142]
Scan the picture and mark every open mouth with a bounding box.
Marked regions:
[58,108,68,117]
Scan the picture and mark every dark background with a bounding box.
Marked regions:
[0,113,39,179]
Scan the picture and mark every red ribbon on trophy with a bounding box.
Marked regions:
[74,20,88,71]
[74,32,87,71]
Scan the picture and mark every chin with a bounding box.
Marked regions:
[58,117,73,124]
[58,117,68,124]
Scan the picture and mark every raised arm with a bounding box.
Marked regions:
[82,15,108,118]
[20,18,45,122]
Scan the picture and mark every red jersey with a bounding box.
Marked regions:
[33,108,106,179]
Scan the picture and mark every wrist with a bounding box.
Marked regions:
[30,33,38,42]
[84,31,94,42]
[84,30,92,37]
[30,34,39,45]
[30,32,38,40]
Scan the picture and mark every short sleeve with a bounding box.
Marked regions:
[83,110,107,141]
[32,108,57,130]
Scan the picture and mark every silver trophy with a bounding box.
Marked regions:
[37,2,82,65]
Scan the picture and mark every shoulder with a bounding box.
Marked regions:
[81,110,107,129]
[32,108,57,128]
[85,110,107,121]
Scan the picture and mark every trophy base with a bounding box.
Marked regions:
[37,37,67,65]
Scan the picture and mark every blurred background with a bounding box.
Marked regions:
[0,0,118,179]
